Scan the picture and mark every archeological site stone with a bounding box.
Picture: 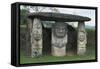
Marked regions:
[31,18,43,57]
[52,22,68,56]
[77,22,87,55]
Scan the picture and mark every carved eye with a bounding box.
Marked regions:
[36,24,41,29]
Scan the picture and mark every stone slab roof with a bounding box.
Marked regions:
[28,12,91,22]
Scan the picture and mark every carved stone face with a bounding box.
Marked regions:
[53,22,67,38]
[79,31,85,42]
[33,30,42,41]
[32,19,42,41]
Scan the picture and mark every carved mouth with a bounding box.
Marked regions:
[33,34,42,41]
[79,37,85,42]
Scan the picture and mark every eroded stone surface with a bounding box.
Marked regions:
[77,22,87,55]
[31,18,43,57]
[52,22,68,56]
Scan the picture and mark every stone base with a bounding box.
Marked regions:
[31,48,42,57]
[52,46,66,56]
[77,47,86,55]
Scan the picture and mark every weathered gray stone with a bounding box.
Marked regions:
[31,18,43,57]
[52,22,67,56]
[77,22,87,55]
[28,12,91,22]
[27,12,91,57]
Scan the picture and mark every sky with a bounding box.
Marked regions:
[56,8,95,27]
[20,5,96,27]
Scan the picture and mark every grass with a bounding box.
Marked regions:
[20,53,95,64]
[20,28,96,64]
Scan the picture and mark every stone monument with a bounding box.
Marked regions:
[31,18,42,57]
[27,12,91,57]
[77,21,87,55]
[52,22,68,56]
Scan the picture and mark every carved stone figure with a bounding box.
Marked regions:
[53,23,67,38]
[27,12,91,57]
[52,22,68,56]
[77,22,87,55]
[78,31,86,42]
[31,18,42,57]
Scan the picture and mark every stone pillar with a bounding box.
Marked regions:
[52,22,67,56]
[31,18,42,57]
[77,21,87,55]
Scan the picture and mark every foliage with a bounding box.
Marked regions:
[20,9,29,25]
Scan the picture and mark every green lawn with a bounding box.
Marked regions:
[20,52,95,64]
[20,29,96,64]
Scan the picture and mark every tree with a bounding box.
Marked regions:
[20,9,29,25]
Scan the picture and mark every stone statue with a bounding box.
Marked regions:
[52,22,68,56]
[77,22,87,55]
[31,18,43,57]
